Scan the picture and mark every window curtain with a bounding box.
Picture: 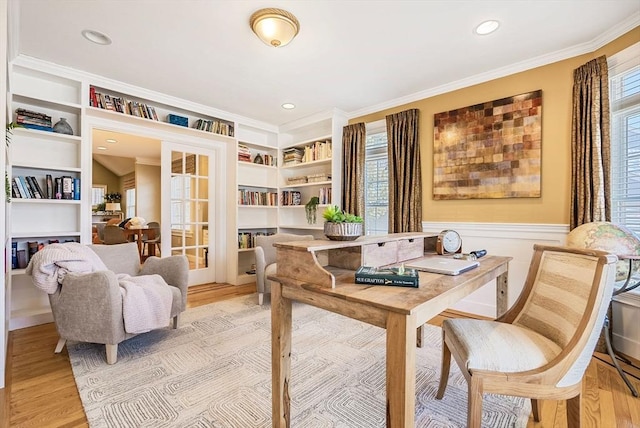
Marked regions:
[570,56,611,230]
[386,108,422,233]
[341,122,366,216]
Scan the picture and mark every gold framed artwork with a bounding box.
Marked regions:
[433,90,542,199]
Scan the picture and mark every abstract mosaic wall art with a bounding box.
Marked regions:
[433,90,542,199]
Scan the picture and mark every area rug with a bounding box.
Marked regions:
[68,294,531,427]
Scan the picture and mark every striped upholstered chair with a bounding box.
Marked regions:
[436,244,617,428]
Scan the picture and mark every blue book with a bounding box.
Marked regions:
[11,242,17,269]
[21,123,53,132]
[73,178,80,200]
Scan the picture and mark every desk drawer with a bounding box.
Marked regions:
[362,240,398,267]
[398,237,424,262]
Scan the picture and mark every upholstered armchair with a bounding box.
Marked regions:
[254,233,314,305]
[46,242,188,364]
[436,245,617,428]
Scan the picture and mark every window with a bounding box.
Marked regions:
[364,121,388,235]
[125,188,136,218]
[171,175,191,231]
[609,42,640,236]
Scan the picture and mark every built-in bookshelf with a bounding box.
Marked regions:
[277,112,347,236]
[89,85,235,137]
[8,65,84,330]
[231,125,279,285]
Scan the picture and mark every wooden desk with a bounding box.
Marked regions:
[123,227,156,259]
[269,233,511,428]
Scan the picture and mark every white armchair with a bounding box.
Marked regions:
[254,233,314,305]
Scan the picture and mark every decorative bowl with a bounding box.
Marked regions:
[324,222,363,241]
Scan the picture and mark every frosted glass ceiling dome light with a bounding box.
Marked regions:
[475,20,500,35]
[81,29,112,45]
[250,8,300,47]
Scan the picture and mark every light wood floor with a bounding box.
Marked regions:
[2,282,639,427]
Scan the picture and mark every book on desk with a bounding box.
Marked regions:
[354,265,419,288]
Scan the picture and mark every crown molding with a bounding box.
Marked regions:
[347,14,640,120]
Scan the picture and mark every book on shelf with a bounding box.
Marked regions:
[25,176,43,198]
[54,177,62,199]
[45,174,54,199]
[11,242,17,269]
[354,265,419,288]
[13,177,29,198]
[62,176,74,199]
[280,190,302,206]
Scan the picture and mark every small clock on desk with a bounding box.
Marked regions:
[436,229,462,255]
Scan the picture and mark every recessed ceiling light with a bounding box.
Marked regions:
[282,103,295,110]
[97,146,107,150]
[475,20,500,35]
[81,29,112,45]
[106,139,117,143]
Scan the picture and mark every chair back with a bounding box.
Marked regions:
[256,233,314,265]
[103,225,128,245]
[89,242,141,276]
[509,245,617,385]
[146,221,161,241]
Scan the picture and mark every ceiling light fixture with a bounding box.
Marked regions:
[250,8,300,48]
[474,20,500,35]
[97,146,107,150]
[106,138,117,143]
[281,103,295,110]
[81,29,112,45]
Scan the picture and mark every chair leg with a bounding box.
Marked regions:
[106,344,118,364]
[54,337,66,354]
[436,335,452,399]
[566,393,582,428]
[258,292,264,306]
[467,377,483,428]
[172,314,180,329]
[531,399,541,422]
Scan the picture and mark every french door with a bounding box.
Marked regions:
[162,142,215,285]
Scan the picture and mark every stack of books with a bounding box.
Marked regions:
[283,147,304,165]
[238,144,252,162]
[15,108,52,132]
[355,265,419,288]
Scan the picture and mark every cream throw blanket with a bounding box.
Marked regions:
[27,243,172,334]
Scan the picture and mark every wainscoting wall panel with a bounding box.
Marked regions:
[422,221,639,360]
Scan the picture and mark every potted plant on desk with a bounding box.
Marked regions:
[323,205,363,241]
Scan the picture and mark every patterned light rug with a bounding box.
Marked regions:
[68,294,531,427]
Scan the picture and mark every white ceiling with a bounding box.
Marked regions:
[12,0,640,130]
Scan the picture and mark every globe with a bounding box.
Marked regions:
[566,222,640,283]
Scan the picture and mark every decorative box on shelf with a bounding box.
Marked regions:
[167,114,188,127]
[287,176,308,185]
[307,173,331,183]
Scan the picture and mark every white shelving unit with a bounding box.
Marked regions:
[231,124,279,285]
[278,111,348,237]
[7,65,85,330]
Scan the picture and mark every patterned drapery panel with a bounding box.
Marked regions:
[386,109,422,233]
[570,56,611,230]
[341,122,366,217]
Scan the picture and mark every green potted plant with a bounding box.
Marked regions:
[322,204,364,241]
[305,196,320,224]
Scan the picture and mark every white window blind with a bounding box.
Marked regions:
[609,42,640,236]
[364,120,389,235]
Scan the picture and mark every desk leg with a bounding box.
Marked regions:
[272,282,292,428]
[496,270,509,317]
[386,312,416,427]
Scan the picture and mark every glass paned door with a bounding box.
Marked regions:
[164,143,214,285]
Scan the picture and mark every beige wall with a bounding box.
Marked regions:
[351,28,640,224]
[92,160,120,196]
[135,163,161,223]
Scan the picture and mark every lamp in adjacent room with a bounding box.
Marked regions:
[105,202,121,212]
[250,8,300,47]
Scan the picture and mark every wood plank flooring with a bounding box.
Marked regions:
[3,283,639,428]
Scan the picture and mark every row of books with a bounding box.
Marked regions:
[238,231,274,249]
[238,190,278,206]
[193,118,234,137]
[11,175,80,200]
[281,190,302,206]
[301,140,332,163]
[11,239,75,269]
[90,87,159,121]
[317,187,331,204]
[15,108,53,132]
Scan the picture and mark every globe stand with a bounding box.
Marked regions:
[604,255,639,397]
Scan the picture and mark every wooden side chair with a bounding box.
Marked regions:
[436,244,617,428]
